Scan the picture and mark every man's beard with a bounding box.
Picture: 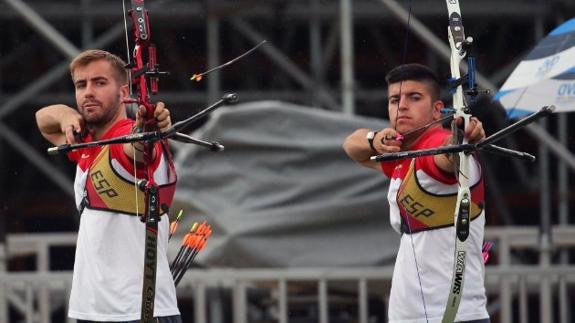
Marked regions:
[81,95,122,128]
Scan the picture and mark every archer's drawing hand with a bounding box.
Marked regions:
[374,128,402,153]
[61,112,86,145]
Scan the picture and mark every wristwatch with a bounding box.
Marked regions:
[366,131,378,153]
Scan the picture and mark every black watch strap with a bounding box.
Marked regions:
[366,131,378,153]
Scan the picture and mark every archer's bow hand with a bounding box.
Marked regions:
[135,102,172,133]
[454,116,485,144]
[126,102,171,162]
[435,116,485,173]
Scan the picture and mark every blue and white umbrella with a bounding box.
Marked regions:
[496,18,575,118]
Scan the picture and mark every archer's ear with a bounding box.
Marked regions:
[119,84,129,100]
[433,100,444,120]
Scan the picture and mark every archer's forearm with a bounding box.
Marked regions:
[35,104,81,145]
[123,142,158,164]
[343,129,374,163]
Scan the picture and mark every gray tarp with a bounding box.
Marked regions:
[173,101,399,268]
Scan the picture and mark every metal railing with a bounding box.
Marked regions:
[1,227,574,323]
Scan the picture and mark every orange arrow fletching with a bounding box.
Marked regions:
[169,221,179,236]
[181,233,192,245]
[198,238,207,250]
[192,235,203,249]
[190,74,203,82]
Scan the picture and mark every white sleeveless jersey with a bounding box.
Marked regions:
[67,120,179,321]
[382,128,489,323]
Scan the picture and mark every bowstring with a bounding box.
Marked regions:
[395,0,429,321]
[122,0,141,217]
[393,0,413,133]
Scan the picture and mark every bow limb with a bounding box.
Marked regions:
[124,1,162,322]
[442,1,471,322]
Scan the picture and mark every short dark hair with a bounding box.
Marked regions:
[385,63,441,100]
[70,49,128,85]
